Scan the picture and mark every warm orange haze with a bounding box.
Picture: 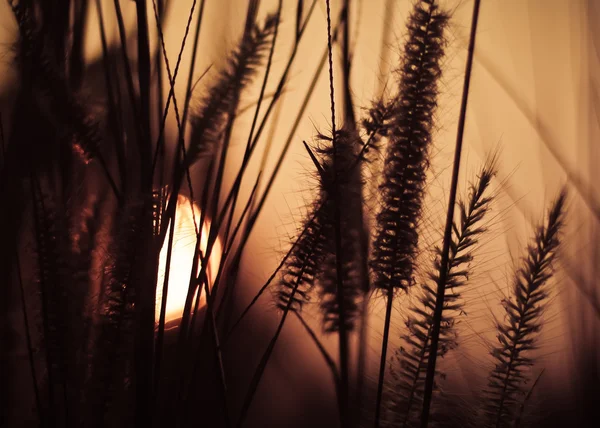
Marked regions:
[0,0,598,427]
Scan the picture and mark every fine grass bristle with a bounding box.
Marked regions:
[482,190,567,428]
[361,97,397,151]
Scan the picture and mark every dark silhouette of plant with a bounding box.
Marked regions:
[482,190,567,428]
[370,1,449,426]
[420,1,482,425]
[388,159,496,427]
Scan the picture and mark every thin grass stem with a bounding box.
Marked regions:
[420,2,481,426]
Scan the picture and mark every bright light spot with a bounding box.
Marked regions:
[155,195,221,323]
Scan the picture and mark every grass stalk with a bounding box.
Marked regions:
[324,2,350,425]
[16,249,43,423]
[372,2,449,425]
[374,286,394,427]
[95,0,127,196]
[514,369,545,428]
[420,2,481,425]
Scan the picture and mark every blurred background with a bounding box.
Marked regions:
[1,0,599,426]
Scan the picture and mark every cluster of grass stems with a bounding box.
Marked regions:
[0,0,593,427]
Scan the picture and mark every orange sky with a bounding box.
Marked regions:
[0,0,598,398]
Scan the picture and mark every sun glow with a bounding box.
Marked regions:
[155,195,221,324]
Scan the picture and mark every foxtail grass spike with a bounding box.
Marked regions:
[371,0,448,295]
[30,178,68,425]
[186,14,277,167]
[315,129,364,333]
[85,201,142,427]
[389,160,496,427]
[483,191,567,428]
[372,1,449,426]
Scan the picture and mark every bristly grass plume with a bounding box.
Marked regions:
[315,128,365,334]
[482,190,567,428]
[388,159,497,427]
[186,14,278,167]
[371,1,449,425]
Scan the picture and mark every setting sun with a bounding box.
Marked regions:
[155,195,221,324]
